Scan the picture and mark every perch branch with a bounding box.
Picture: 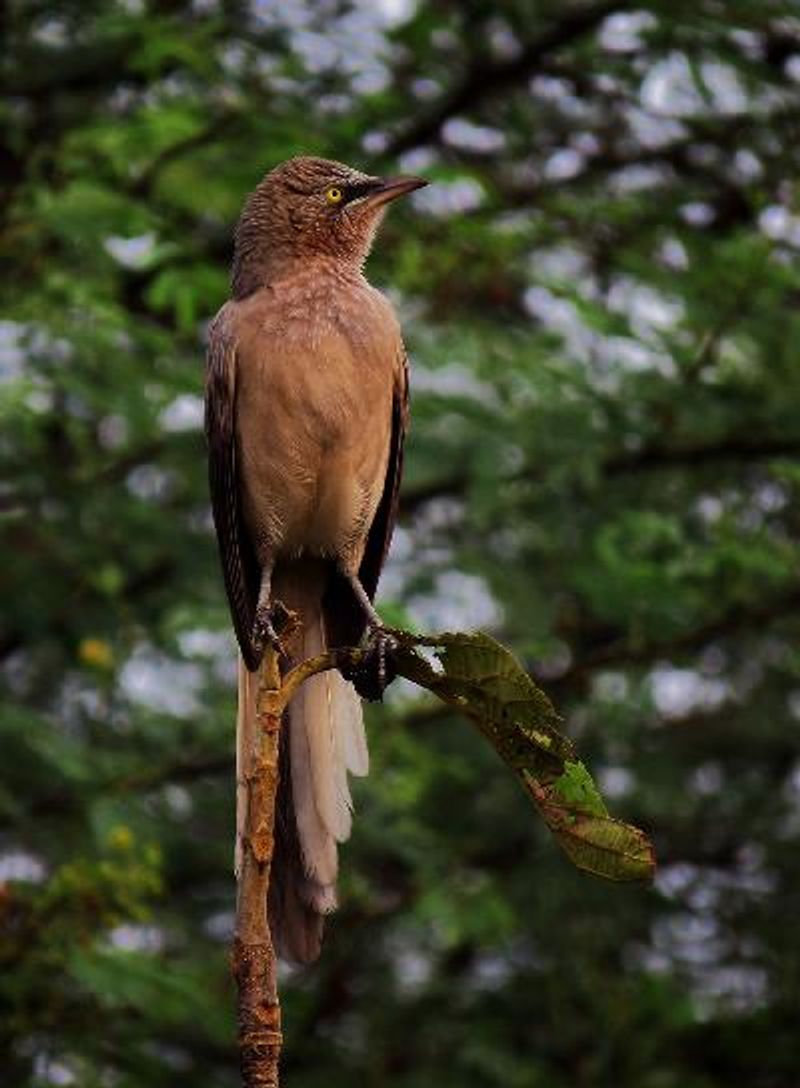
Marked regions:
[280,647,362,705]
[231,637,362,1087]
[232,643,283,1088]
[229,625,654,1085]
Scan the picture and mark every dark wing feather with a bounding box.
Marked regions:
[324,347,410,649]
[205,309,261,670]
[358,346,409,601]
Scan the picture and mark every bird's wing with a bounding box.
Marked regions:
[359,344,409,601]
[205,308,261,670]
[324,344,409,649]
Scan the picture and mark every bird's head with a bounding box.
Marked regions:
[232,156,427,296]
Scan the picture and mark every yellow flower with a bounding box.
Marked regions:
[78,638,114,670]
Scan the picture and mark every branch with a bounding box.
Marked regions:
[129,112,241,198]
[280,647,360,705]
[229,623,653,1083]
[480,103,800,208]
[605,436,800,476]
[546,584,800,698]
[233,645,283,1088]
[399,472,469,515]
[231,637,360,1087]
[386,1,632,155]
[398,434,800,516]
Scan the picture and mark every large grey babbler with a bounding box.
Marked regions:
[204,156,427,962]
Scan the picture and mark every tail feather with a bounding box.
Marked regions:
[235,559,368,964]
[338,677,369,777]
[295,610,352,847]
[269,728,327,964]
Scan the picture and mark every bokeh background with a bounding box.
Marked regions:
[3,1,800,1085]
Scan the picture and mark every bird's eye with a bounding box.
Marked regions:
[326,186,343,204]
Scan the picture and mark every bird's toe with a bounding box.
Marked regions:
[252,601,290,657]
[343,625,398,702]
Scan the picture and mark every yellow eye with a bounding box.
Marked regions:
[326,186,343,204]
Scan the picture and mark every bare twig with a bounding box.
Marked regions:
[232,644,283,1087]
[280,647,360,705]
[225,623,659,1083]
[231,637,362,1086]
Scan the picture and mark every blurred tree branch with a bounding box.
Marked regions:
[548,584,800,696]
[387,1,634,155]
[400,434,800,516]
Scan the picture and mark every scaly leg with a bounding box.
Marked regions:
[346,571,383,630]
[344,571,397,697]
[251,564,283,656]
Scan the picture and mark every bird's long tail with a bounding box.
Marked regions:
[234,560,368,964]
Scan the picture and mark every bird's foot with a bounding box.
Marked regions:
[369,625,398,692]
[251,601,290,658]
[344,624,398,702]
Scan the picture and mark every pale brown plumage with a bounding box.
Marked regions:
[205,156,425,962]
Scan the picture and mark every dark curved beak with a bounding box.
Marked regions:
[365,175,428,208]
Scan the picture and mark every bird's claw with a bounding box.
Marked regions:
[342,625,398,702]
[370,625,397,692]
[251,602,287,658]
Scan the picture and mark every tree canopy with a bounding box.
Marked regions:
[2,1,800,1085]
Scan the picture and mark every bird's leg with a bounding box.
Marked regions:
[251,564,283,655]
[344,571,397,697]
[346,571,383,629]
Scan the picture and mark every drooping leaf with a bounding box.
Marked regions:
[393,631,655,883]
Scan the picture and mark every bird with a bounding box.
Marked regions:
[204,156,426,963]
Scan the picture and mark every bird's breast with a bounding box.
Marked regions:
[235,282,397,563]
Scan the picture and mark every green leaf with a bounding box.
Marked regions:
[394,631,655,883]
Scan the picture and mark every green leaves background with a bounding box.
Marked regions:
[3,1,800,1085]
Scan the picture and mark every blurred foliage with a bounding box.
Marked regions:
[2,0,800,1085]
